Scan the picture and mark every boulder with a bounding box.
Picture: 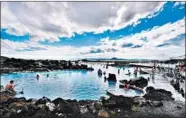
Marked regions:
[88,67,94,71]
[106,73,117,82]
[27,104,40,111]
[104,91,134,109]
[144,86,174,101]
[46,102,56,112]
[131,76,148,88]
[0,109,8,116]
[52,97,65,106]
[35,97,51,105]
[94,102,102,110]
[26,98,37,104]
[56,101,73,114]
[80,112,96,118]
[149,101,163,107]
[0,91,15,102]
[119,76,148,88]
[139,70,149,74]
[12,97,26,103]
[133,96,147,106]
[86,103,97,114]
[54,99,81,116]
[9,102,26,110]
[177,106,182,109]
[3,110,16,118]
[80,106,88,114]
[98,109,110,118]
[9,102,37,116]
[145,86,155,93]
[23,109,36,116]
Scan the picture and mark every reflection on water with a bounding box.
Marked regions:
[1,63,185,101]
[107,81,116,87]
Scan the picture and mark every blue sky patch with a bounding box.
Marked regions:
[1,28,30,42]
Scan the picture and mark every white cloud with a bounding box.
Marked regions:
[1,18,185,60]
[174,2,185,7]
[99,18,185,49]
[1,2,185,60]
[1,2,164,42]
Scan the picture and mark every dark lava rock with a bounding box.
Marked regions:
[66,99,80,116]
[2,98,25,108]
[80,112,96,118]
[106,73,117,82]
[145,86,155,93]
[52,97,65,106]
[54,99,81,116]
[79,100,95,106]
[120,76,148,88]
[23,109,36,116]
[27,104,40,111]
[2,97,26,105]
[180,88,184,97]
[103,95,133,110]
[119,80,128,84]
[35,97,51,105]
[0,109,8,116]
[150,101,163,107]
[171,79,180,91]
[26,98,37,103]
[131,77,148,88]
[4,111,16,118]
[139,70,149,74]
[144,86,174,101]
[177,106,182,109]
[13,97,27,103]
[94,102,102,110]
[56,101,73,114]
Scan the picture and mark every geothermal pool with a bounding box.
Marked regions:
[1,63,184,101]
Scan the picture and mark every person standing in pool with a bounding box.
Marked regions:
[124,84,130,90]
[134,68,138,77]
[128,70,131,76]
[36,74,40,80]
[151,67,155,83]
[47,74,49,78]
[118,69,120,74]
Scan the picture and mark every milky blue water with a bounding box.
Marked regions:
[2,63,183,101]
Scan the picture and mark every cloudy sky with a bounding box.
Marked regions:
[1,2,185,60]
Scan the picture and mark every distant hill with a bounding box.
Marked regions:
[81,57,153,62]
[0,56,9,63]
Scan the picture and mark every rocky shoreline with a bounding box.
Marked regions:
[0,86,185,118]
[0,56,94,74]
[1,56,185,118]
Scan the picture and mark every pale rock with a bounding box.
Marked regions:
[98,109,109,118]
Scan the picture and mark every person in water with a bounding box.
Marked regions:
[5,80,16,93]
[118,69,120,74]
[36,74,40,80]
[128,70,131,76]
[134,68,138,77]
[124,84,130,90]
